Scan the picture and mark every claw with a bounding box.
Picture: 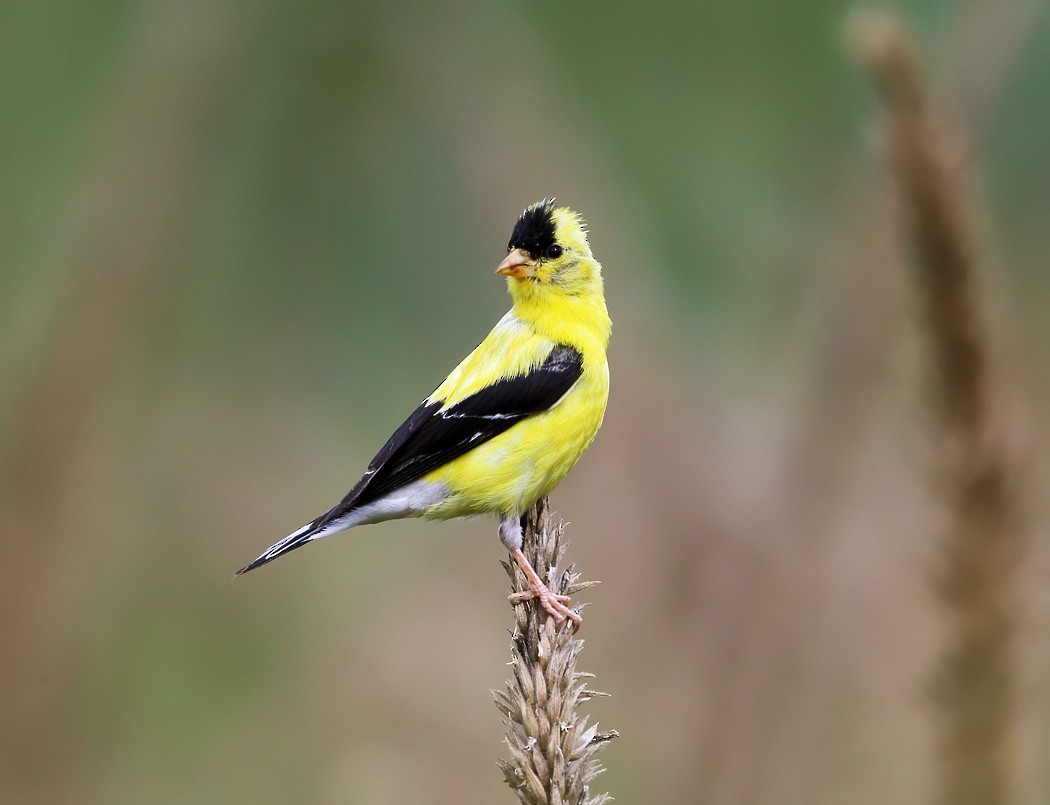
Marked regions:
[510,548,583,628]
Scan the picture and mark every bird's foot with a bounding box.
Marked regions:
[509,548,583,628]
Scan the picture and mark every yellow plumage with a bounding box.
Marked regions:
[425,206,611,519]
[239,200,610,625]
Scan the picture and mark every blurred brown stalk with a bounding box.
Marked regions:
[494,498,617,805]
[852,11,1024,805]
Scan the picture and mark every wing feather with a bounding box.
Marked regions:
[314,344,583,529]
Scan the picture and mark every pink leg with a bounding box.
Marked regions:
[509,548,583,628]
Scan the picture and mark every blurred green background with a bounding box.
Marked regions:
[3,1,1050,803]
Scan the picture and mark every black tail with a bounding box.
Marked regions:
[235,519,320,575]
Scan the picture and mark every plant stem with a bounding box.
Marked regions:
[851,12,1024,805]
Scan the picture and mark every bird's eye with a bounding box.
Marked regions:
[546,244,563,259]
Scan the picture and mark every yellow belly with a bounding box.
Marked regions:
[422,364,609,519]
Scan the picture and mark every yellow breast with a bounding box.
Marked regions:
[424,352,609,518]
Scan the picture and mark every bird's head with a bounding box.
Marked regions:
[496,200,603,300]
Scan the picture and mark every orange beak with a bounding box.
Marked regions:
[496,248,537,278]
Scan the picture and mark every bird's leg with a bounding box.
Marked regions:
[499,516,582,627]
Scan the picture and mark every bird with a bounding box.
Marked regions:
[237,200,611,626]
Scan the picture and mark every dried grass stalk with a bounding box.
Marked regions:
[851,12,1023,805]
[495,498,617,805]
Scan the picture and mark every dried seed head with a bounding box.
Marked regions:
[495,498,617,805]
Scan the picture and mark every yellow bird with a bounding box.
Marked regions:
[238,200,611,625]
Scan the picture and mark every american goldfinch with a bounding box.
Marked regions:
[238,200,611,625]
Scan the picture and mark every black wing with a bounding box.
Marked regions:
[317,344,583,526]
[236,344,583,574]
